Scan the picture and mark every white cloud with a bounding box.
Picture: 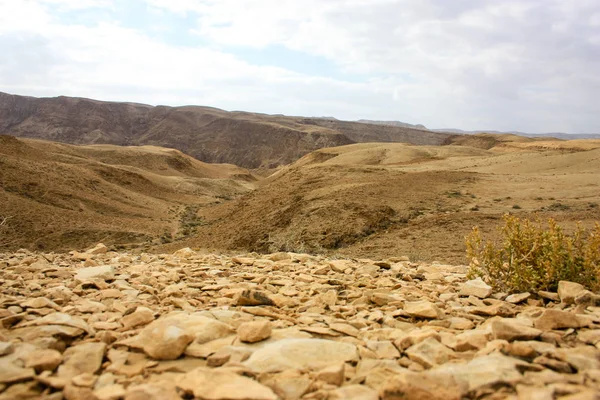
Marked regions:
[0,0,599,133]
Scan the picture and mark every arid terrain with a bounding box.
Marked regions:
[1,247,600,399]
[1,92,600,400]
[0,135,256,252]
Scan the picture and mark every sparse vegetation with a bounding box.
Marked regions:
[466,215,600,293]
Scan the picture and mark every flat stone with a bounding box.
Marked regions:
[121,307,154,330]
[0,342,14,356]
[177,367,277,400]
[124,381,181,400]
[237,320,272,343]
[25,349,62,372]
[244,338,358,373]
[58,342,106,379]
[74,265,115,281]
[489,318,543,341]
[405,337,456,368]
[558,281,586,305]
[505,292,531,304]
[330,384,378,400]
[534,309,586,330]
[460,278,492,299]
[122,312,233,360]
[404,300,444,319]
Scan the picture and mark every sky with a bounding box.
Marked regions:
[0,0,599,133]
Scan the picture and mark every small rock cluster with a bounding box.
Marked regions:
[1,244,600,399]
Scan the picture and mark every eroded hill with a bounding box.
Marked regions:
[168,142,600,263]
[0,135,256,251]
[0,92,449,169]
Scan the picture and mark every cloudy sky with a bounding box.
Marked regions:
[0,0,599,133]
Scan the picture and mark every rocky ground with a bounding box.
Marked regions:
[1,244,600,400]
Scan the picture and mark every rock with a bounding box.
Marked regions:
[87,243,108,255]
[74,265,115,281]
[177,367,277,400]
[94,384,126,400]
[452,329,490,351]
[0,342,14,356]
[381,369,465,400]
[260,369,312,400]
[124,382,181,400]
[234,290,275,306]
[121,307,154,330]
[237,320,272,343]
[558,281,586,304]
[405,338,456,368]
[125,381,181,400]
[123,313,233,360]
[244,338,358,373]
[316,362,345,386]
[404,300,445,319]
[20,312,93,334]
[460,278,493,299]
[58,342,106,379]
[25,349,62,372]
[489,318,543,341]
[330,384,378,400]
[534,309,586,330]
[505,292,531,304]
[554,347,600,371]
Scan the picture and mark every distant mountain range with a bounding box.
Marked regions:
[357,119,600,139]
[0,92,449,169]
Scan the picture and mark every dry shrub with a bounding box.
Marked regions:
[466,215,600,293]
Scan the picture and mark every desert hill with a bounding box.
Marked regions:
[0,135,255,251]
[0,91,450,169]
[166,141,600,263]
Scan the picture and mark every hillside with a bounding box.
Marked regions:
[0,92,450,169]
[0,135,256,251]
[166,141,600,263]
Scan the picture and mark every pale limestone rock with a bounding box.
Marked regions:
[578,330,600,345]
[25,349,62,372]
[74,265,115,281]
[94,384,126,400]
[0,342,14,356]
[58,342,106,379]
[452,329,490,351]
[244,338,358,373]
[124,381,181,400]
[330,384,378,400]
[20,312,93,334]
[505,292,531,304]
[316,362,345,386]
[489,318,543,341]
[87,243,108,255]
[121,307,154,330]
[405,338,456,368]
[123,313,233,360]
[558,281,586,305]
[380,368,465,400]
[460,278,492,299]
[366,340,401,359]
[404,300,444,319]
[554,347,600,372]
[177,367,277,400]
[260,369,312,400]
[237,320,272,343]
[534,309,586,330]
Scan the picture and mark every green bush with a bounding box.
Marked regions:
[466,215,600,293]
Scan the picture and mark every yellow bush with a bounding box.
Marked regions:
[466,215,600,293]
